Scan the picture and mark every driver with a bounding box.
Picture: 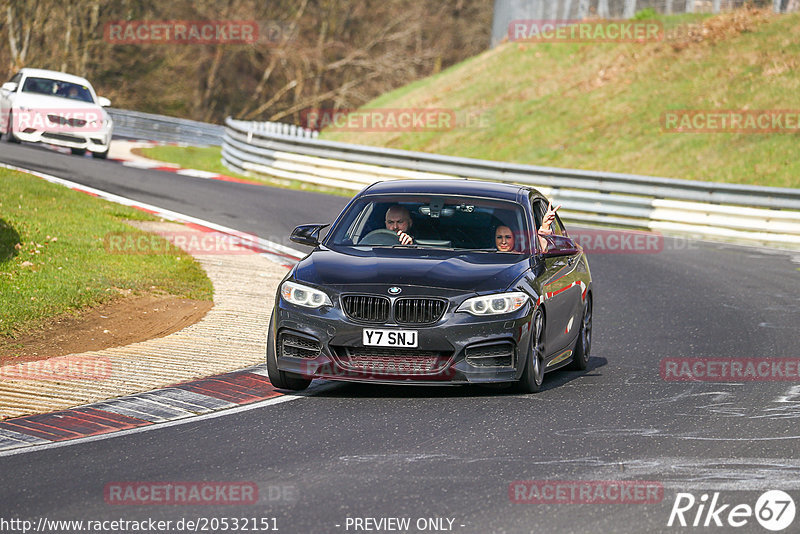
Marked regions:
[385,205,414,245]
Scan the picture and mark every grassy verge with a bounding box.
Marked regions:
[136,145,353,197]
[0,167,213,338]
[321,9,800,188]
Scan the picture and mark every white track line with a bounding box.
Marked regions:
[0,162,332,456]
[0,382,339,458]
[0,162,306,264]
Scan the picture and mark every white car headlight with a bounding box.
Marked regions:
[281,281,331,308]
[457,291,529,316]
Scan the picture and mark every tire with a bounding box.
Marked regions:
[5,112,20,143]
[570,295,592,371]
[91,148,109,159]
[71,148,86,156]
[517,307,545,393]
[266,316,311,391]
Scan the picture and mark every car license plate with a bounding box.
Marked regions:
[363,328,418,348]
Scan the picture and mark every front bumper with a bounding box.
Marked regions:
[15,128,111,153]
[272,297,534,385]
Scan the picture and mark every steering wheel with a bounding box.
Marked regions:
[359,228,401,245]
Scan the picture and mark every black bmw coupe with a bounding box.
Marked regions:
[267,179,593,393]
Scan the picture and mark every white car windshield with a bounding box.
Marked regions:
[326,194,530,253]
[21,77,94,104]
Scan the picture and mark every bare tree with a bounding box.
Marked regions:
[0,0,492,124]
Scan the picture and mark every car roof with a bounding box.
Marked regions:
[362,179,535,201]
[17,68,92,86]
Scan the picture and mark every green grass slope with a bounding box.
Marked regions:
[0,169,213,337]
[322,9,800,188]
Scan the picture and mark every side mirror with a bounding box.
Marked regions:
[290,224,329,247]
[1,81,18,93]
[97,96,111,107]
[539,233,580,257]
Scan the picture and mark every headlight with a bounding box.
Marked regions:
[457,291,529,316]
[280,281,331,308]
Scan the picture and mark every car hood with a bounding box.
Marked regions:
[12,93,106,115]
[294,247,530,293]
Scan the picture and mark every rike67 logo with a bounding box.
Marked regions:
[668,490,795,531]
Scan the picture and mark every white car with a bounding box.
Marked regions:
[0,68,113,158]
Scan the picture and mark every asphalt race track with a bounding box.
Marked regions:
[2,142,800,533]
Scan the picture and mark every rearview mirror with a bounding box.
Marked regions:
[1,82,18,93]
[97,96,111,107]
[539,233,580,257]
[290,224,329,247]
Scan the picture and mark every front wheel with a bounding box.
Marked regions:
[5,112,20,143]
[91,148,109,159]
[517,308,545,393]
[570,295,592,371]
[266,316,311,391]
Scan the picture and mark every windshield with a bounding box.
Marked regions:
[21,77,95,103]
[326,194,530,253]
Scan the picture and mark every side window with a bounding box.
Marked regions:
[531,197,545,229]
[550,213,565,236]
[348,202,375,242]
[534,198,564,235]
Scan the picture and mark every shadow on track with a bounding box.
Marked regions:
[305,356,608,399]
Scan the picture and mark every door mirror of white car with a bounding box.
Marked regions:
[1,81,18,93]
[97,96,111,107]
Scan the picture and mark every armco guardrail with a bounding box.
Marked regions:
[108,108,225,145]
[222,117,800,248]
